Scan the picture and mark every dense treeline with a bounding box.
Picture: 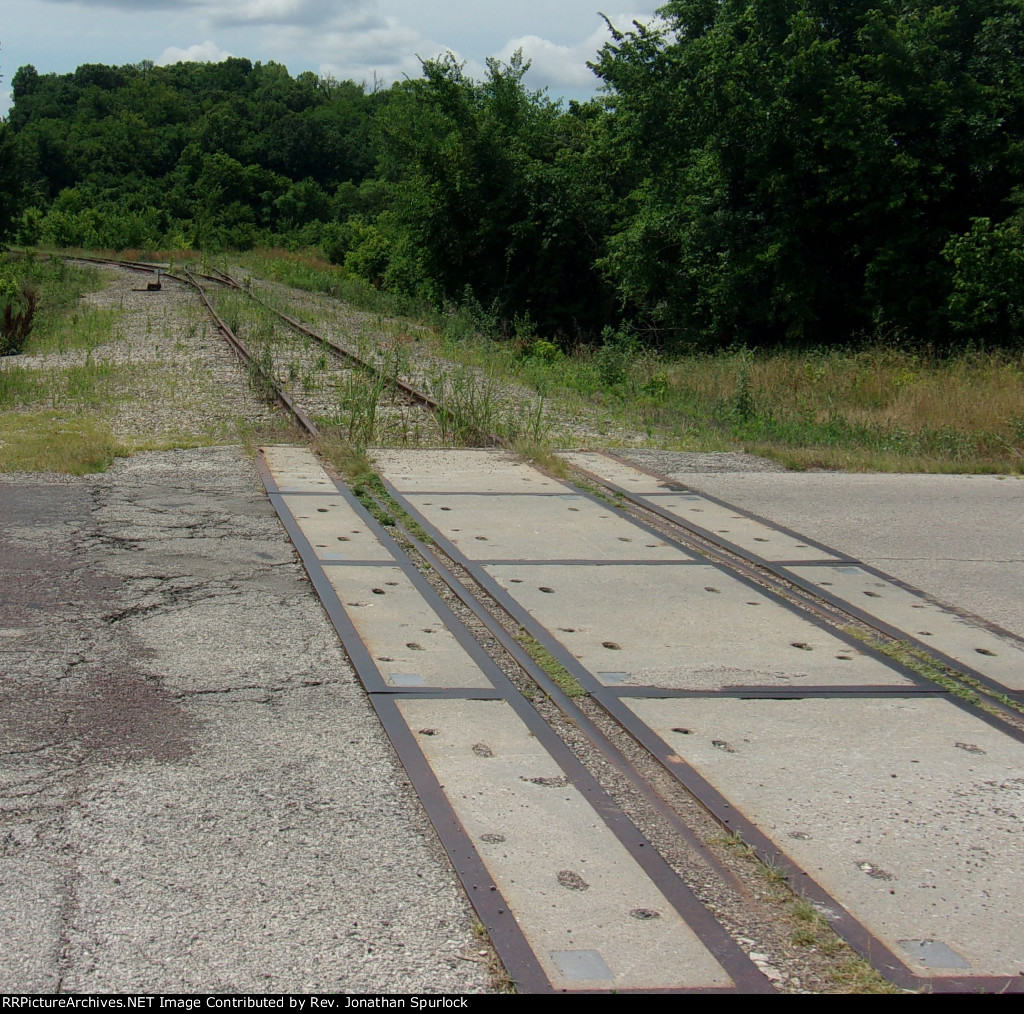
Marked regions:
[2,0,1023,349]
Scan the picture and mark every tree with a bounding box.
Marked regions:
[0,45,23,244]
[591,1,1024,348]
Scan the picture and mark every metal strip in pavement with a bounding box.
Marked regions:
[604,686,949,699]
[376,453,1024,992]
[258,447,769,993]
[566,451,1024,703]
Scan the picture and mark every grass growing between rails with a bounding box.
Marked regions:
[227,249,1024,472]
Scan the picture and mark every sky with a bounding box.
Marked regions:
[0,1,662,115]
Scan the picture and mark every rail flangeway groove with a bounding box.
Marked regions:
[370,448,1024,994]
[561,451,1024,705]
[258,445,770,995]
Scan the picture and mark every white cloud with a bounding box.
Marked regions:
[156,40,233,65]
[284,14,434,84]
[492,12,657,94]
[207,0,367,28]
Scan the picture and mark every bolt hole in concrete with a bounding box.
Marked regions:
[630,908,662,920]
[480,833,506,844]
[539,586,555,594]
[510,579,523,584]
[440,507,451,511]
[712,740,736,753]
[318,508,329,513]
[975,647,997,656]
[386,581,398,586]
[559,627,576,632]
[418,728,437,736]
[475,536,488,541]
[602,641,622,650]
[372,588,386,595]
[406,642,424,650]
[472,743,495,758]
[672,727,693,735]
[836,655,853,661]
[337,536,349,541]
[557,870,590,891]
[705,586,721,594]
[791,642,813,651]
[522,775,569,788]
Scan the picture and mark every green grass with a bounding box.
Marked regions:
[236,254,1020,471]
[519,634,587,698]
[0,411,127,474]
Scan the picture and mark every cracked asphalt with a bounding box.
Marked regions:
[0,446,492,993]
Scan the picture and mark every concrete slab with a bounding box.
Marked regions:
[324,565,494,689]
[643,493,842,563]
[649,472,1024,638]
[374,448,567,494]
[559,452,675,494]
[0,447,491,993]
[560,454,840,561]
[627,695,1024,978]
[282,494,394,562]
[397,698,735,991]
[485,564,914,689]
[786,564,1024,692]
[260,444,335,493]
[404,494,694,563]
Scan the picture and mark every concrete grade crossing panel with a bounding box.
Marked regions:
[485,563,915,690]
[397,698,736,991]
[559,451,677,495]
[786,565,1024,692]
[405,493,694,563]
[643,493,843,563]
[372,448,565,494]
[325,565,494,690]
[261,444,337,493]
[626,696,1024,979]
[281,496,394,562]
[561,452,1024,696]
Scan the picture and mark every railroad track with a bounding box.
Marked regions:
[75,257,1024,992]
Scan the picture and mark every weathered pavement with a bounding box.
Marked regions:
[3,442,1023,993]
[0,447,491,993]
[372,448,1024,991]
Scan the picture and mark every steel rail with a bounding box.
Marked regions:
[563,452,1024,715]
[374,468,1024,995]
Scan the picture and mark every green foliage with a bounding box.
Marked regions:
[5,57,379,251]
[366,52,614,333]
[944,206,1024,344]
[591,0,1024,348]
[4,7,1023,350]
